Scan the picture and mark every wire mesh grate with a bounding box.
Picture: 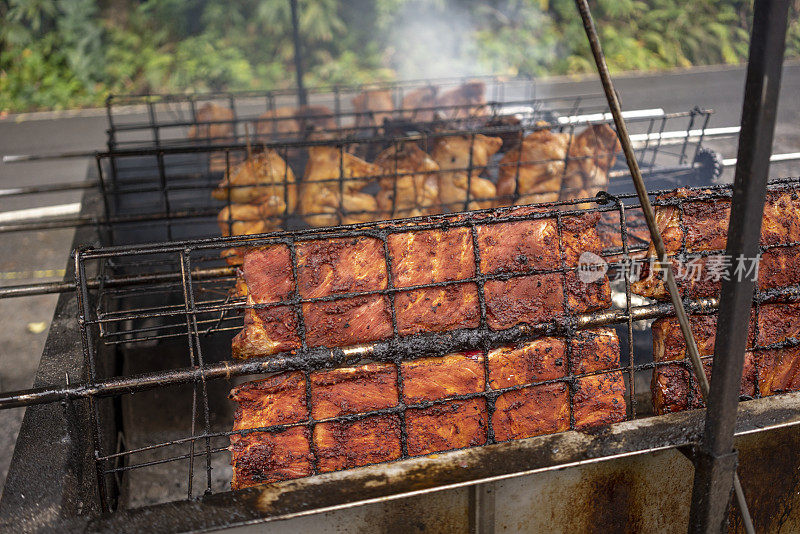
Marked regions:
[54,177,799,507]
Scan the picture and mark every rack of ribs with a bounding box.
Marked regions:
[641,186,800,414]
[230,328,626,490]
[631,187,800,300]
[228,207,627,489]
[232,208,611,358]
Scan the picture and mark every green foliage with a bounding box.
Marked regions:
[0,0,799,112]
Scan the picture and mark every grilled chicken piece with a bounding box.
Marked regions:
[401,86,438,122]
[632,187,800,300]
[217,202,285,265]
[232,209,611,358]
[431,134,502,211]
[299,144,382,227]
[217,204,276,237]
[256,105,336,140]
[212,150,297,264]
[559,124,621,203]
[213,150,297,208]
[437,81,486,118]
[188,103,236,172]
[483,114,523,153]
[496,129,570,205]
[353,90,394,128]
[496,124,619,207]
[188,102,235,142]
[374,143,440,218]
[231,330,624,487]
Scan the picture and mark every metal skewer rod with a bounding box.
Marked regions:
[572,1,755,532]
[0,296,721,411]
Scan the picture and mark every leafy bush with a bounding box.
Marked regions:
[0,0,798,112]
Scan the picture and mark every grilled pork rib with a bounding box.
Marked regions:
[230,329,625,489]
[232,209,610,359]
[632,188,800,300]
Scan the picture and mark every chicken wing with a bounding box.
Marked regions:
[374,143,440,218]
[496,128,570,206]
[401,86,438,122]
[559,123,621,203]
[437,81,486,119]
[431,133,502,211]
[300,144,382,227]
[353,90,394,128]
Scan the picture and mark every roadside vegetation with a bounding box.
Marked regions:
[1,0,798,112]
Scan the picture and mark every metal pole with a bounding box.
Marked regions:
[689,1,790,532]
[290,0,308,107]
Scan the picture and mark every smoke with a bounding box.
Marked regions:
[383,1,492,80]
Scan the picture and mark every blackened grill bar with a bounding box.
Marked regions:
[0,295,725,411]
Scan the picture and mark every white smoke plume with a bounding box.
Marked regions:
[382,1,493,80]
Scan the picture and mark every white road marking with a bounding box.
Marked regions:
[0,202,81,223]
[722,152,800,166]
[630,126,741,143]
[558,108,665,124]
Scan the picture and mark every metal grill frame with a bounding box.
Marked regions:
[3,179,800,524]
[95,108,713,246]
[103,75,541,151]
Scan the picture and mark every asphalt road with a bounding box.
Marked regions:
[0,61,798,492]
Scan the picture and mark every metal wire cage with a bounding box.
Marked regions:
[104,76,543,150]
[23,177,784,513]
[95,106,717,248]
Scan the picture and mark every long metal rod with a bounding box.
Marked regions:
[289,0,308,107]
[0,296,721,410]
[689,1,790,532]
[572,1,755,531]
[0,265,235,299]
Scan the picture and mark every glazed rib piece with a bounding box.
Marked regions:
[632,187,800,300]
[230,329,625,489]
[232,209,611,359]
[229,372,313,489]
[650,304,800,414]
